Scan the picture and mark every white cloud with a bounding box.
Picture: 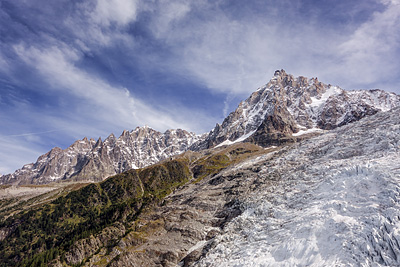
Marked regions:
[146,0,400,96]
[135,1,337,116]
[0,52,9,73]
[61,0,138,48]
[13,44,136,126]
[149,1,191,38]
[145,2,319,96]
[91,0,138,26]
[333,0,400,87]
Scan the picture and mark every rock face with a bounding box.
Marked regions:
[0,127,199,184]
[191,69,400,149]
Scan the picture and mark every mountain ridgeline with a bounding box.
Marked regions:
[1,70,400,267]
[1,69,400,186]
[191,69,400,149]
[0,128,200,185]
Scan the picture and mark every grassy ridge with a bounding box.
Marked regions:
[191,143,264,182]
[0,159,191,267]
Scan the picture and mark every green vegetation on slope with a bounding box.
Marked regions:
[0,183,90,221]
[191,143,265,182]
[0,159,191,267]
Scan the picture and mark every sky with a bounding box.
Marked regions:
[1,0,400,175]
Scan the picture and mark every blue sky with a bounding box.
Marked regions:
[1,0,400,175]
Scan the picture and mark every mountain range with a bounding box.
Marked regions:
[0,127,200,184]
[1,69,399,185]
[1,70,400,266]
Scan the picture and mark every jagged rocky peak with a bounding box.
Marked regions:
[0,126,201,185]
[68,137,96,151]
[129,125,156,137]
[269,69,329,105]
[36,147,62,163]
[191,69,400,150]
[104,133,116,146]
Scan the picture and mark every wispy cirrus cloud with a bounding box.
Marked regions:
[0,0,215,174]
[1,0,400,176]
[140,1,328,96]
[13,43,211,133]
[1,39,213,173]
[142,0,400,95]
[90,0,138,26]
[0,135,46,175]
[332,0,400,89]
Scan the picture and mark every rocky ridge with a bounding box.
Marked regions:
[191,69,400,149]
[0,127,199,185]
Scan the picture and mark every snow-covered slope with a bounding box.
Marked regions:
[195,107,400,266]
[0,127,200,184]
[191,70,400,149]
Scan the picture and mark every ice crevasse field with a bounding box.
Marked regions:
[195,108,400,267]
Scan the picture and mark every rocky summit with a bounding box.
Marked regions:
[191,69,400,149]
[0,70,400,267]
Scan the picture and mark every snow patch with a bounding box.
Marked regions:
[309,86,342,107]
[292,127,324,136]
[215,130,257,148]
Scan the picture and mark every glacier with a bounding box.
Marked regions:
[195,107,400,266]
